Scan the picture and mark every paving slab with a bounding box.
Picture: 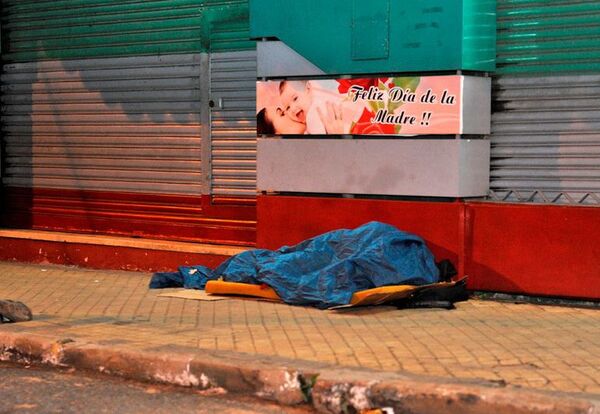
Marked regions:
[0,261,599,413]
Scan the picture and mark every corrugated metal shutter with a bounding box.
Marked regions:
[496,1,600,75]
[490,1,600,205]
[209,50,257,197]
[1,0,203,62]
[204,0,254,53]
[0,1,257,244]
[1,54,203,195]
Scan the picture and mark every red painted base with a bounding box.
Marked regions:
[2,187,256,246]
[257,195,600,300]
[258,195,462,265]
[465,202,600,299]
[0,237,230,273]
[2,190,599,300]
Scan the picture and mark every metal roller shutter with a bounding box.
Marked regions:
[0,0,203,62]
[1,54,203,195]
[0,0,205,196]
[209,50,257,197]
[491,0,600,205]
[0,0,257,243]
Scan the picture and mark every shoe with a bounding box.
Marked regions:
[0,300,33,322]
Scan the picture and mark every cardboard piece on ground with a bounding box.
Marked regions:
[205,280,282,302]
[157,289,228,301]
[348,284,420,307]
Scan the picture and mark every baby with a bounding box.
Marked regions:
[279,80,314,130]
[278,80,346,134]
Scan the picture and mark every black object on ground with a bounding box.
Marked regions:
[396,278,469,310]
[0,300,33,323]
[404,300,455,310]
[436,259,458,282]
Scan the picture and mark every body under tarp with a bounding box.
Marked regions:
[150,221,440,309]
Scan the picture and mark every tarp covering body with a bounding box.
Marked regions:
[150,222,440,309]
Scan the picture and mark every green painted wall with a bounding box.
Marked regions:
[204,0,254,52]
[464,0,497,72]
[250,0,496,75]
[497,0,600,74]
[0,0,254,62]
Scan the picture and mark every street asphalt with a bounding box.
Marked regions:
[0,361,314,413]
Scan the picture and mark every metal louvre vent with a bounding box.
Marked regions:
[1,54,203,195]
[490,74,600,205]
[209,50,257,197]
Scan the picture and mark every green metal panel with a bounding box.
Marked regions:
[250,0,496,75]
[204,0,254,52]
[0,0,253,62]
[497,0,600,74]
[351,0,389,61]
[463,0,497,71]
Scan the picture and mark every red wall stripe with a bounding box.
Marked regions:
[465,202,600,299]
[2,188,599,300]
[0,238,229,273]
[257,195,600,300]
[2,187,256,246]
[257,195,462,265]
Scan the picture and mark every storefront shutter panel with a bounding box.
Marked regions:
[0,1,257,244]
[1,1,205,196]
[2,54,203,194]
[1,0,203,62]
[209,50,257,198]
[491,0,600,204]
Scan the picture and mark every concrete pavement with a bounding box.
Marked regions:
[0,261,599,413]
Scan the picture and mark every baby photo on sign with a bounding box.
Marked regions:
[256,76,462,136]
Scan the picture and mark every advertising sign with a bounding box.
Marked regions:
[257,75,490,136]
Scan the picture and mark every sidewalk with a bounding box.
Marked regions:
[1,261,599,413]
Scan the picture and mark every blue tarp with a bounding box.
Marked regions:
[150,221,440,309]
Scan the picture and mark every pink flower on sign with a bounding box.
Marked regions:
[337,78,389,94]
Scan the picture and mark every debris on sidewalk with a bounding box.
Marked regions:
[0,299,33,323]
[156,290,227,301]
[150,221,464,310]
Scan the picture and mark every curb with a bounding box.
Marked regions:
[1,331,598,414]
